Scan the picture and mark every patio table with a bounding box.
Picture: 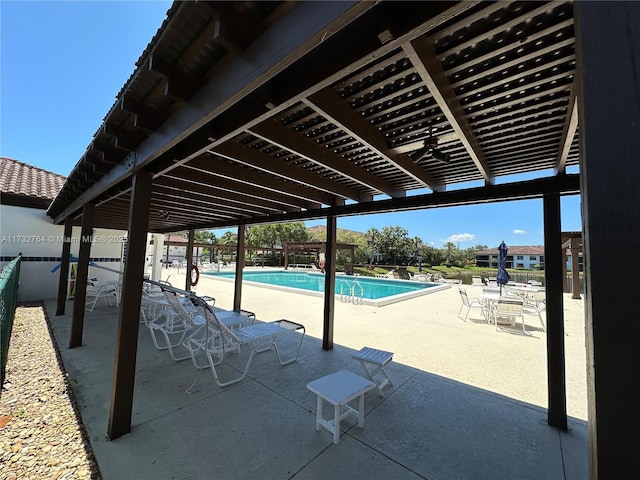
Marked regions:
[307,370,375,444]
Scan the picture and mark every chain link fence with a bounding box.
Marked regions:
[1,255,22,385]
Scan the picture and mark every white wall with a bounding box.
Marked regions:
[0,205,125,301]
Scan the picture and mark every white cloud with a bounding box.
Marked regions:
[445,233,476,243]
[513,229,527,235]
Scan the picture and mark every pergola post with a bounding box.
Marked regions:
[575,2,640,476]
[561,239,568,293]
[233,225,245,311]
[543,193,567,430]
[108,170,152,440]
[55,217,73,315]
[69,203,94,348]
[322,216,337,350]
[570,238,581,299]
[185,229,195,291]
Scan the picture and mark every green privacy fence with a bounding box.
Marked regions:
[1,255,22,385]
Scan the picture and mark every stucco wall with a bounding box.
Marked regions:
[0,205,125,301]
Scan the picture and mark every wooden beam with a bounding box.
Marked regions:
[196,174,580,230]
[233,225,245,311]
[403,36,494,184]
[120,95,168,132]
[156,176,290,213]
[187,155,335,207]
[251,120,405,198]
[555,86,579,174]
[108,170,152,440]
[55,218,73,316]
[576,2,640,476]
[185,230,195,291]
[322,216,337,350]
[171,166,314,210]
[211,140,367,203]
[69,203,94,348]
[305,87,443,191]
[149,54,206,102]
[543,192,567,430]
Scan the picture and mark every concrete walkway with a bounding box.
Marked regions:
[45,270,588,479]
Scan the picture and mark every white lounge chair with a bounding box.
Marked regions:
[144,289,207,362]
[85,279,121,311]
[523,299,546,332]
[471,276,484,286]
[184,296,305,387]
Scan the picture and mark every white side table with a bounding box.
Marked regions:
[351,347,394,396]
[307,370,375,444]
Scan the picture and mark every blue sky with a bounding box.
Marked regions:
[1,1,582,249]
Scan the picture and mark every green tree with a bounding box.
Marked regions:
[194,230,217,262]
[336,229,369,265]
[420,244,443,266]
[366,227,380,265]
[377,226,414,265]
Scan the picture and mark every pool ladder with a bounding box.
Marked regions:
[339,279,364,305]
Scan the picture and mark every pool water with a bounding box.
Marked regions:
[203,270,447,306]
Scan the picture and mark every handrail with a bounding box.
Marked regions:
[339,279,351,303]
[351,280,364,305]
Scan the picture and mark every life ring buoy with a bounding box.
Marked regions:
[190,265,200,287]
[318,259,326,270]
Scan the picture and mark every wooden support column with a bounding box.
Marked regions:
[543,193,567,430]
[56,217,73,315]
[185,229,195,292]
[69,203,94,348]
[575,2,640,477]
[233,225,245,311]
[570,238,581,299]
[322,216,337,350]
[108,170,152,440]
[561,244,568,293]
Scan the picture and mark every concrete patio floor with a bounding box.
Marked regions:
[44,271,588,479]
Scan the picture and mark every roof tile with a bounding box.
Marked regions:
[0,157,66,201]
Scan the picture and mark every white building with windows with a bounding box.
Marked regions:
[475,246,545,270]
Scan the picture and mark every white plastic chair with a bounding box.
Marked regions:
[492,297,525,333]
[85,280,121,312]
[457,288,486,322]
[523,299,546,332]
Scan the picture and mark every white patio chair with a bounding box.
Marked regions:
[457,288,486,322]
[184,296,305,387]
[523,299,546,332]
[471,276,483,286]
[492,297,526,333]
[147,289,207,361]
[85,280,121,311]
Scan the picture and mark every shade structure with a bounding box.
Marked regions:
[497,241,511,294]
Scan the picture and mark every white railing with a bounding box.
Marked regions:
[339,279,364,305]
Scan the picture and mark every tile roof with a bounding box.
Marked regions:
[1,157,66,208]
[476,246,545,256]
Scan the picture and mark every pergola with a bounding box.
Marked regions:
[283,241,356,270]
[46,2,639,476]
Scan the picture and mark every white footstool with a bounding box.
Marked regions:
[351,347,394,396]
[306,370,375,444]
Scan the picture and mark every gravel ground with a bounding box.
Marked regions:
[1,305,101,480]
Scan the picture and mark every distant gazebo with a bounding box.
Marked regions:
[283,241,356,270]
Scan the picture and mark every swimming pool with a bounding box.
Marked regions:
[202,270,450,306]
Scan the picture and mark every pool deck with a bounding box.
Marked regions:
[46,266,588,479]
